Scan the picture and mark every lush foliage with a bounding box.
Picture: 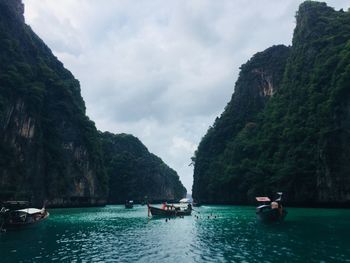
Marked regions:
[0,0,108,204]
[193,2,350,206]
[100,132,186,203]
[0,0,185,205]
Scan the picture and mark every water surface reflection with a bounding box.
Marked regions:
[0,205,349,262]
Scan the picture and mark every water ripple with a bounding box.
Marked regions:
[0,206,349,262]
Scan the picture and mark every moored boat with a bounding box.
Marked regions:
[147,203,192,217]
[192,201,201,207]
[125,200,134,209]
[0,201,49,231]
[255,193,287,223]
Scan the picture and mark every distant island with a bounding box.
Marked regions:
[0,0,186,207]
[192,2,350,207]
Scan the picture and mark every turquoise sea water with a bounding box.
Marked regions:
[0,205,349,262]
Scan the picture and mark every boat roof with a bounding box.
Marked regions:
[16,208,43,215]
[179,198,190,203]
[256,197,271,202]
[160,204,187,208]
[257,204,271,209]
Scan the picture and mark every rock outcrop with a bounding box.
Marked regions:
[100,132,186,203]
[192,45,290,204]
[0,0,186,206]
[0,0,108,207]
[192,2,350,207]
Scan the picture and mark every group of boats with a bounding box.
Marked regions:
[144,193,287,223]
[0,193,286,232]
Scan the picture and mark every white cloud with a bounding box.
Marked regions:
[23,0,350,192]
[171,137,197,157]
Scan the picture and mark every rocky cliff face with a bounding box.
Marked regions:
[0,0,107,206]
[100,132,186,203]
[0,0,186,206]
[193,2,350,206]
[192,45,290,204]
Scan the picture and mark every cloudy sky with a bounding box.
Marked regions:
[23,0,348,193]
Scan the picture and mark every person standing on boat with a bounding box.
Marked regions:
[161,202,167,210]
[187,203,192,211]
[271,201,278,209]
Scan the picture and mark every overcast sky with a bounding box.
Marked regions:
[23,0,349,193]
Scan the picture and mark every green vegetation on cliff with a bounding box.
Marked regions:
[0,0,186,206]
[193,2,350,206]
[0,0,107,205]
[100,132,186,203]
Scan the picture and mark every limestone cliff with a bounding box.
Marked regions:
[192,45,290,204]
[100,132,186,203]
[193,2,350,206]
[0,0,106,206]
[0,0,186,206]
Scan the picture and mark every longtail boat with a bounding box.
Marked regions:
[0,201,49,231]
[147,203,192,217]
[125,200,134,209]
[255,193,287,223]
[192,201,201,207]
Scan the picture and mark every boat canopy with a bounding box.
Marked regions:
[257,204,271,209]
[179,198,190,203]
[16,208,44,215]
[256,197,271,202]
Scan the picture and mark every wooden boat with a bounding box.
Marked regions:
[192,202,201,207]
[0,201,49,231]
[255,193,287,223]
[147,203,192,217]
[125,200,134,209]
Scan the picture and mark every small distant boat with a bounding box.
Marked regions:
[179,197,201,207]
[147,203,192,217]
[125,200,134,209]
[179,198,190,203]
[192,201,201,207]
[0,201,49,231]
[255,193,287,223]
